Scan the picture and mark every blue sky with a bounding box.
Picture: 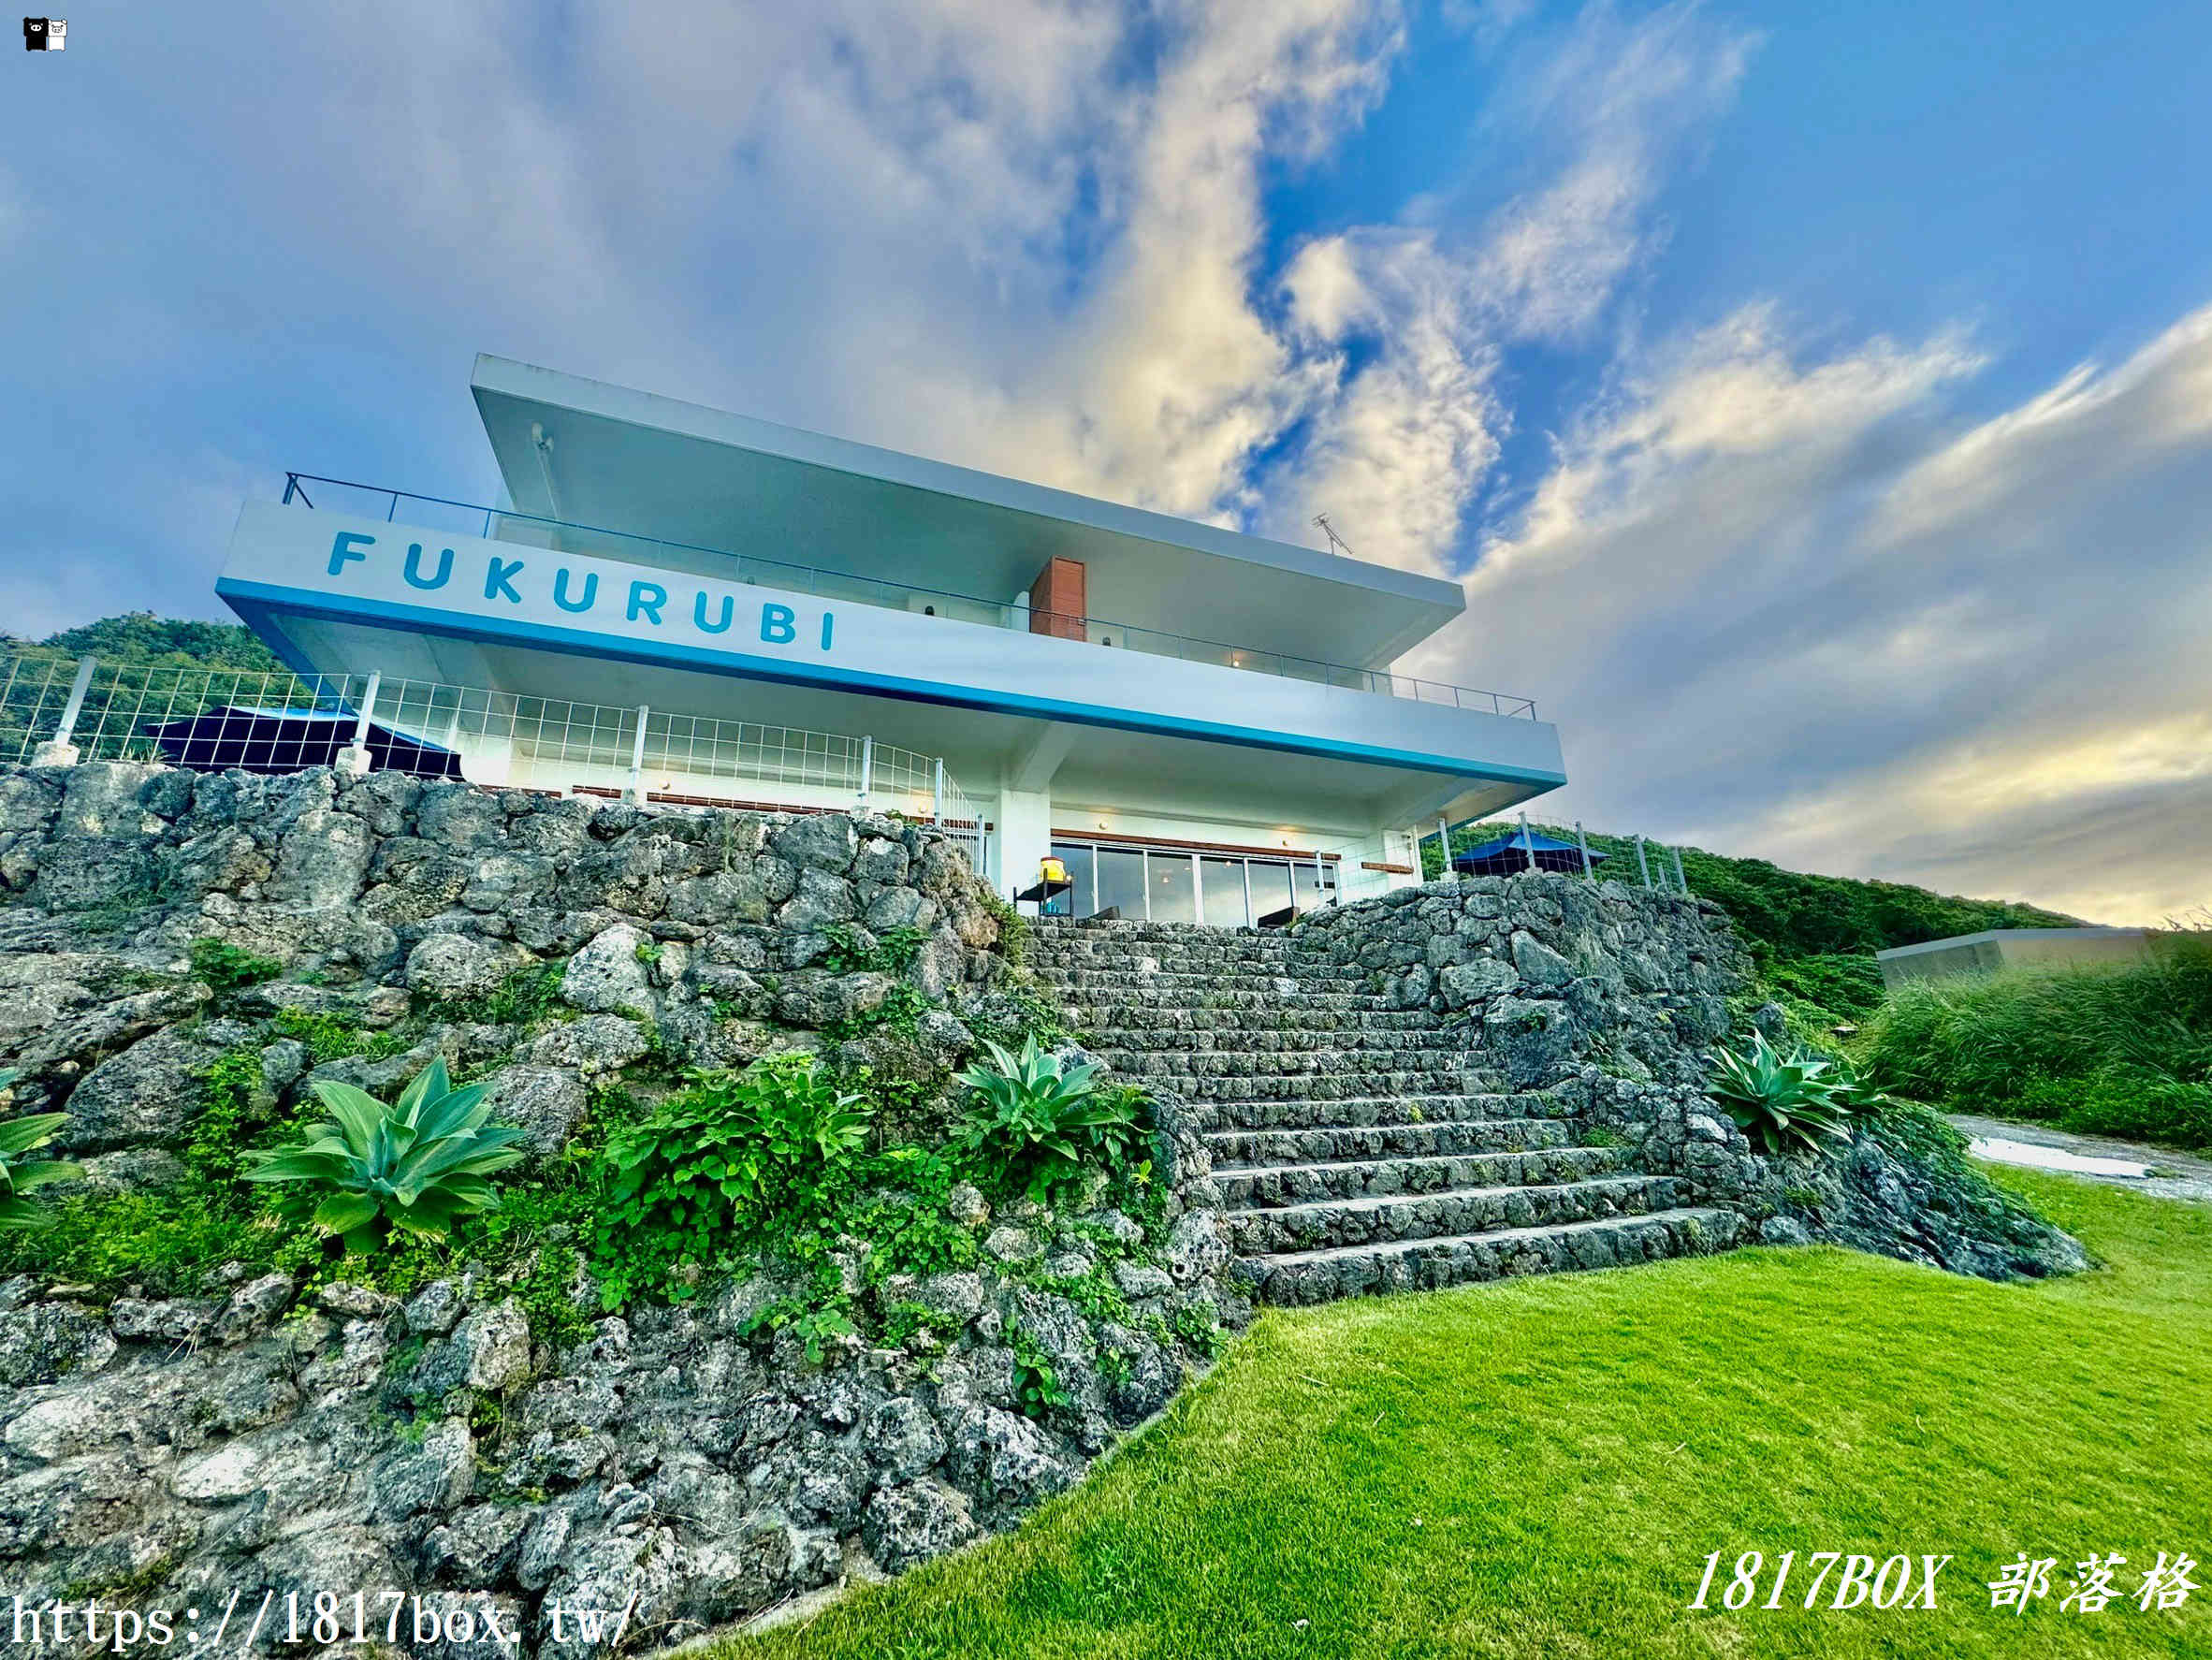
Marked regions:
[3,2,2209,923]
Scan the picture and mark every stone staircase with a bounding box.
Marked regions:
[1029,915,1739,1305]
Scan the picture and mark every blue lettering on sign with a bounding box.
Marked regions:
[760,604,796,644]
[485,557,526,604]
[327,531,373,575]
[403,544,454,590]
[820,612,834,650]
[695,592,735,634]
[553,569,597,613]
[628,581,667,625]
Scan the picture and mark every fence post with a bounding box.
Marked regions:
[1435,815,1450,883]
[857,735,873,807]
[1314,848,1327,908]
[931,758,944,826]
[624,705,650,805]
[1635,834,1652,890]
[1519,810,1537,876]
[335,670,381,779]
[31,657,96,767]
[1671,844,1689,896]
[1576,820,1594,878]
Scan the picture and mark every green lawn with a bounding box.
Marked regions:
[735,1172,2210,1659]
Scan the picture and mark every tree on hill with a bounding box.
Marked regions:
[10,612,280,671]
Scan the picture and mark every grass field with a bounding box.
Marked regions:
[735,1171,2209,1659]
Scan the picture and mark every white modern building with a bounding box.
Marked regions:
[215,356,1566,924]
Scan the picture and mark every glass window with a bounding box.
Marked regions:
[1094,847,1147,920]
[1148,851,1197,923]
[1248,859,1294,925]
[1291,857,1338,913]
[1049,841,1094,918]
[1201,856,1248,927]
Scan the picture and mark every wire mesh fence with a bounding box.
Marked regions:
[0,648,988,870]
[1419,813,1695,896]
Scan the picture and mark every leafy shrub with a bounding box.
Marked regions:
[2011,1070,2212,1150]
[953,1038,1145,1200]
[0,1114,80,1229]
[189,938,284,993]
[1009,1324,1072,1419]
[821,924,928,975]
[453,963,568,1028]
[248,1059,528,1252]
[597,1054,873,1305]
[1859,934,2212,1146]
[270,1007,407,1065]
[1707,1033,1863,1155]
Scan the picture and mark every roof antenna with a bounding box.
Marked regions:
[1313,513,1357,559]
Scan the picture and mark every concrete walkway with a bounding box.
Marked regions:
[1950,1113,2212,1204]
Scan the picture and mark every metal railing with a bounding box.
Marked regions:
[0,648,988,870]
[1419,811,1693,896]
[277,473,1539,720]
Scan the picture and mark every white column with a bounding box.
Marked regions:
[334,670,380,779]
[31,656,96,767]
[624,705,651,805]
[995,785,1054,900]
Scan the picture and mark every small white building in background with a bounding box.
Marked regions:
[215,356,1567,925]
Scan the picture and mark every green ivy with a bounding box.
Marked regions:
[188,938,284,994]
[269,1007,407,1066]
[1009,1322,1072,1420]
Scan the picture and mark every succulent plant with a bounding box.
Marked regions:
[0,1109,81,1230]
[247,1058,526,1251]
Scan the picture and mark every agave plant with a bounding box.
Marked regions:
[954,1037,1145,1199]
[247,1058,526,1251]
[1706,1032,1862,1155]
[0,1109,82,1230]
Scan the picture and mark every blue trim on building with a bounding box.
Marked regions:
[215,578,1570,788]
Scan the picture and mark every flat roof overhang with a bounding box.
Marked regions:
[470,355,1465,671]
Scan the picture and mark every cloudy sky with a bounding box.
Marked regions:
[5,2,2208,925]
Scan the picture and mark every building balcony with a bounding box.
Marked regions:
[272,473,1539,720]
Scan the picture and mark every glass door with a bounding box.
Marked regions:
[1201,856,1249,926]
[1147,850,1197,922]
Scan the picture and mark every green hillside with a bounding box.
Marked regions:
[9,610,280,669]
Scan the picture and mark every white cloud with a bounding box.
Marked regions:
[1416,301,2212,925]
[1259,1,1758,576]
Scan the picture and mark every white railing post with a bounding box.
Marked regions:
[1576,820,1594,878]
[334,670,380,779]
[1520,810,1537,876]
[624,705,651,805]
[1636,834,1652,890]
[1671,844,1689,896]
[857,735,873,807]
[32,656,96,767]
[931,757,944,826]
[1435,815,1450,883]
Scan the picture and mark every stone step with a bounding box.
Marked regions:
[1133,1071,1502,1102]
[1091,1030,1466,1059]
[1215,1144,1622,1208]
[1204,1114,1578,1164]
[1075,1008,1444,1035]
[1097,1047,1480,1082]
[1188,1072,1526,1111]
[1031,967,1366,992]
[1239,1207,1744,1305]
[1196,1091,1560,1131]
[1059,989,1383,1014]
[1220,1173,1680,1256]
